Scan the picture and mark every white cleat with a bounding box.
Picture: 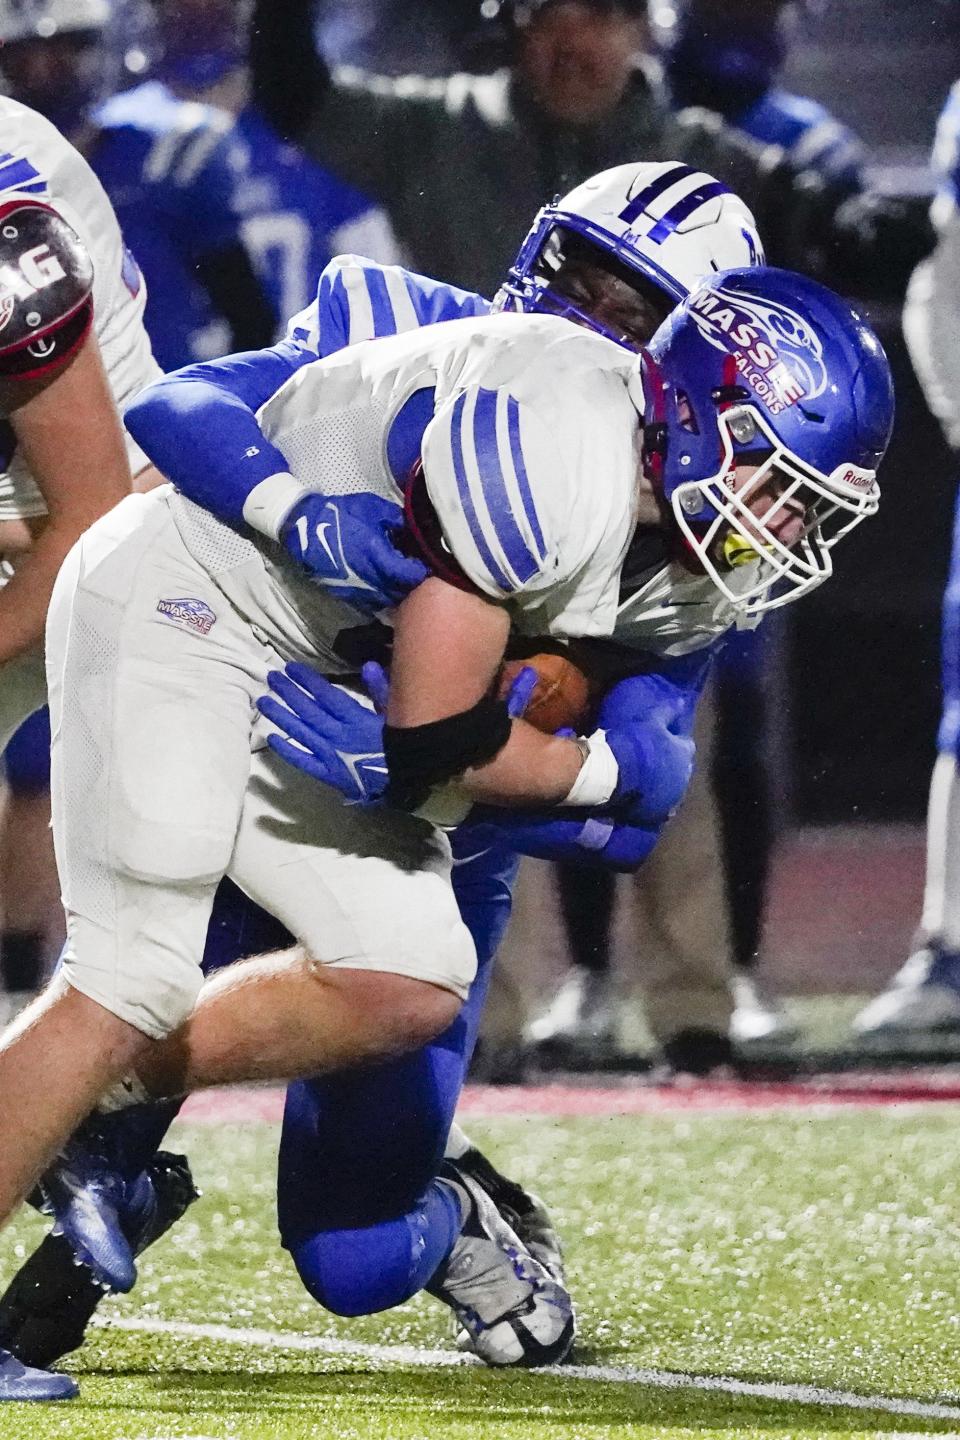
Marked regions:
[429,1164,575,1368]
[853,945,960,1035]
[454,1144,566,1285]
[728,972,800,1045]
[524,966,616,1049]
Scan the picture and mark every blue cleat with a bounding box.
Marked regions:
[39,1140,146,1294]
[1,1154,198,1369]
[0,1347,77,1401]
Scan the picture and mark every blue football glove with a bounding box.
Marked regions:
[258,663,389,804]
[281,492,428,611]
[596,674,698,827]
[258,660,538,805]
[463,808,660,871]
[601,722,694,827]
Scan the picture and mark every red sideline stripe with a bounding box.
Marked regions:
[179,1074,960,1125]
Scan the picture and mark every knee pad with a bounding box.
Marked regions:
[290,1223,421,1317]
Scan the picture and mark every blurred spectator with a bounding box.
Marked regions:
[149,0,401,324]
[250,0,927,298]
[854,80,960,1039]
[654,0,864,190]
[522,0,916,1068]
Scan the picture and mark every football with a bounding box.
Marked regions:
[498,649,594,735]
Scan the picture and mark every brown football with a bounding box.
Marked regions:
[498,650,594,735]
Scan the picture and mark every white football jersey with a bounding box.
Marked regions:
[0,99,161,521]
[903,81,960,451]
[283,257,754,657]
[269,312,640,634]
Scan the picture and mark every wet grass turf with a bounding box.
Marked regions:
[2,1106,960,1438]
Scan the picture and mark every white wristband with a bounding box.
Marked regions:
[242,472,317,541]
[562,729,620,808]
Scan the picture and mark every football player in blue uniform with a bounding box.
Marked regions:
[145,0,402,325]
[0,159,736,1384]
[0,174,893,1396]
[657,0,864,192]
[0,1,276,372]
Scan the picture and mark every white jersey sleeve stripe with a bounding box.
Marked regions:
[474,387,542,582]
[380,261,421,333]
[341,260,376,345]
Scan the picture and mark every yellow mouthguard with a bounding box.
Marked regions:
[721,533,760,568]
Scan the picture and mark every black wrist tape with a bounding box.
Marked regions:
[383,697,512,811]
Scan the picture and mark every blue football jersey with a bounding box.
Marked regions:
[288,254,490,358]
[229,106,401,328]
[736,88,865,192]
[91,80,248,371]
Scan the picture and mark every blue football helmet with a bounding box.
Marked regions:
[637,266,894,616]
[494,161,763,350]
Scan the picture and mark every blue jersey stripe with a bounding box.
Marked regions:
[506,397,546,562]
[364,266,400,338]
[450,393,512,592]
[618,165,697,226]
[473,389,540,585]
[647,180,730,244]
[0,157,42,193]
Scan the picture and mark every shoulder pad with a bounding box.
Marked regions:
[0,198,94,381]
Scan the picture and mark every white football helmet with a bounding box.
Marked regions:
[0,0,109,43]
[494,161,764,349]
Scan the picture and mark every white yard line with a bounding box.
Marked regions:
[96,1315,960,1423]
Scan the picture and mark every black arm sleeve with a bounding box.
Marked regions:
[194,242,277,354]
[249,0,330,143]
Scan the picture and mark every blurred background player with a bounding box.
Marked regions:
[140,0,401,325]
[854,81,960,1038]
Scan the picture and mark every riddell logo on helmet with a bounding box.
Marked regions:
[688,286,828,416]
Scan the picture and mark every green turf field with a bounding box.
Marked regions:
[2,1104,960,1439]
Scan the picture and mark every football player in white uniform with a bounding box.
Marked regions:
[0,96,159,745]
[855,82,960,1035]
[0,97,160,1399]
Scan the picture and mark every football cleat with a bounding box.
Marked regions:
[728,972,800,1045]
[454,1144,566,1285]
[0,1348,77,1401]
[428,1162,575,1368]
[852,943,960,1035]
[0,1153,199,1368]
[524,966,617,1052]
[39,1139,142,1293]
